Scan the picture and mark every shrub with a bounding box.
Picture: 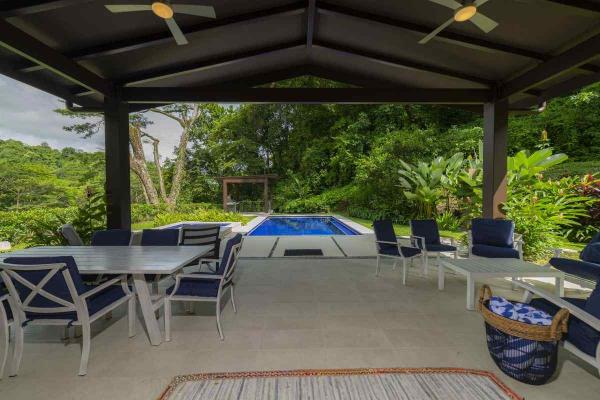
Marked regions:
[152,209,250,227]
[436,211,462,231]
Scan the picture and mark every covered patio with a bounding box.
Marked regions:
[0,1,600,399]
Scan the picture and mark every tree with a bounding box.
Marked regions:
[56,104,213,206]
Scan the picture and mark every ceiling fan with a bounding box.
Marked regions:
[419,0,498,44]
[105,1,216,45]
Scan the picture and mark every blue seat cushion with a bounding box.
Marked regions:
[410,219,440,246]
[549,258,600,282]
[167,278,220,297]
[379,245,421,258]
[91,229,132,246]
[425,243,457,252]
[530,297,600,358]
[141,229,179,246]
[24,284,127,321]
[472,218,514,247]
[472,244,519,259]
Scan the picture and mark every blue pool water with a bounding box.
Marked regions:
[248,216,359,236]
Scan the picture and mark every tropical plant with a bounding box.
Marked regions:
[436,211,462,231]
[507,148,568,185]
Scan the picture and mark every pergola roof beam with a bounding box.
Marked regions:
[0,0,93,17]
[122,87,492,104]
[17,2,306,73]
[313,40,493,86]
[0,19,114,97]
[499,34,600,99]
[306,0,317,48]
[545,0,600,13]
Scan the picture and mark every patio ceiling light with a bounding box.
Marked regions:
[454,4,477,22]
[152,1,174,19]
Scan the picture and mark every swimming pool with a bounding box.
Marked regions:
[248,216,360,236]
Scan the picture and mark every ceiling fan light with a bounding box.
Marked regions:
[454,5,477,22]
[152,2,174,19]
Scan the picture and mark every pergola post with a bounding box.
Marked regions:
[482,99,509,219]
[222,180,229,211]
[104,95,131,229]
[263,178,269,213]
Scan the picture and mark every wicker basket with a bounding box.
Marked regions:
[478,285,569,385]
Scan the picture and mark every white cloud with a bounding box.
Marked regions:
[0,76,180,159]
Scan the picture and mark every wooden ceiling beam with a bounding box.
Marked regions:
[0,0,93,17]
[545,0,600,13]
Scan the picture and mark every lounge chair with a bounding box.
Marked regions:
[468,218,523,260]
[410,219,458,274]
[0,256,135,376]
[164,234,243,341]
[549,232,600,289]
[179,225,221,272]
[140,229,181,292]
[373,220,423,284]
[517,256,600,375]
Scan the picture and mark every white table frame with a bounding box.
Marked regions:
[438,258,565,310]
[1,245,212,346]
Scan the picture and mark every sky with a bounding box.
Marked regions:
[0,75,181,159]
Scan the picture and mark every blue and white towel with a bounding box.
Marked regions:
[489,296,552,326]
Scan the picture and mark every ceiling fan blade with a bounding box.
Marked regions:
[470,12,499,33]
[165,18,188,45]
[105,4,152,13]
[419,17,455,44]
[172,4,216,18]
[427,0,462,10]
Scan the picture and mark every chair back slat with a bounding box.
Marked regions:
[141,229,180,246]
[91,229,132,246]
[0,257,84,315]
[59,224,84,246]
[180,225,220,248]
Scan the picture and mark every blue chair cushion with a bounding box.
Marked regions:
[373,220,397,243]
[581,242,600,264]
[3,256,87,301]
[549,257,600,282]
[379,245,421,258]
[472,244,519,259]
[410,219,440,245]
[23,284,128,321]
[167,278,219,297]
[91,229,132,246]
[471,218,514,248]
[216,234,243,275]
[425,243,457,252]
[141,229,180,246]
[530,297,600,358]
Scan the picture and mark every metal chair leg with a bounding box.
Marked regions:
[164,299,172,342]
[78,322,91,376]
[216,298,224,341]
[230,284,237,314]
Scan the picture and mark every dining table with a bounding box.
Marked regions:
[1,245,212,345]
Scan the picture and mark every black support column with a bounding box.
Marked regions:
[104,96,131,229]
[482,99,508,219]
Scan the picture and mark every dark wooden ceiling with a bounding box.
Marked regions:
[0,0,599,111]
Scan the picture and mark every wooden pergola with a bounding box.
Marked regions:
[218,174,278,213]
[0,1,598,228]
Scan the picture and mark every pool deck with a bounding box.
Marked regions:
[238,214,375,258]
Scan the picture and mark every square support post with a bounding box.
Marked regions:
[104,96,131,229]
[222,180,228,211]
[263,178,269,213]
[483,99,508,219]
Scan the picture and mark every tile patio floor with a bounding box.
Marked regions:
[1,257,599,399]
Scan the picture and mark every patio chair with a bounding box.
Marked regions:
[0,280,15,380]
[59,224,84,246]
[91,229,132,246]
[373,220,423,284]
[468,218,523,260]
[164,233,243,341]
[179,225,221,272]
[141,229,180,292]
[410,219,458,274]
[0,256,135,376]
[549,232,600,289]
[517,259,600,375]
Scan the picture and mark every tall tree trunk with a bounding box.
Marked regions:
[129,124,160,205]
[142,132,167,202]
[166,123,191,206]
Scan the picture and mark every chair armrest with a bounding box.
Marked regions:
[80,274,128,299]
[410,235,426,249]
[199,258,221,264]
[375,240,400,245]
[553,248,563,258]
[515,281,600,331]
[176,273,224,281]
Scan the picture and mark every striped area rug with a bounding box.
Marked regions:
[159,368,522,400]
